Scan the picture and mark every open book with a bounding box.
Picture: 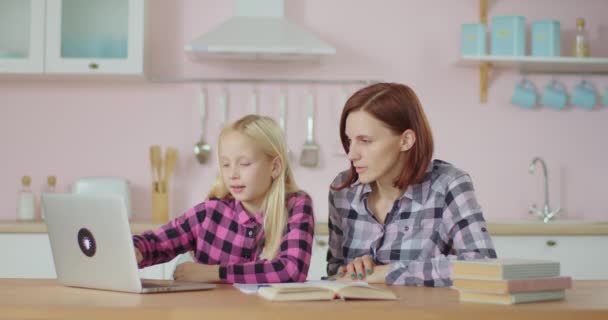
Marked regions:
[257,281,398,301]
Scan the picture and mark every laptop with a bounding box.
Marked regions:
[42,193,216,293]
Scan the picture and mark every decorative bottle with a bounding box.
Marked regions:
[572,18,590,57]
[40,175,57,220]
[17,176,36,221]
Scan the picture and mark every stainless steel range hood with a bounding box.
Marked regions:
[184,0,336,62]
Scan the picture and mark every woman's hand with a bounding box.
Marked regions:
[173,262,220,283]
[329,255,389,283]
[329,255,374,281]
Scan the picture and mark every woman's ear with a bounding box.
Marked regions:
[271,156,283,180]
[400,129,416,152]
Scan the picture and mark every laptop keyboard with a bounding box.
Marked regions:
[141,280,180,288]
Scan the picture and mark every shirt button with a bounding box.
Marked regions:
[247,230,253,237]
[244,254,251,259]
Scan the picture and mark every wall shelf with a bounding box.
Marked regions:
[457,55,608,74]
[462,0,608,103]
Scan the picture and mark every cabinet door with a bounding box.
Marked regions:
[0,234,56,278]
[492,236,608,280]
[0,0,45,73]
[307,236,329,280]
[45,0,144,74]
[138,263,165,280]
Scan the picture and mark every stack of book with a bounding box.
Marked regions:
[451,258,572,305]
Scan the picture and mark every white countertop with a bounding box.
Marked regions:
[2,220,608,236]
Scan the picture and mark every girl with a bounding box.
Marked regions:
[134,115,314,283]
[327,83,496,287]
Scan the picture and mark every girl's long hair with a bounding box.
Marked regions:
[208,115,299,260]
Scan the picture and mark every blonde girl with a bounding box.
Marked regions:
[134,115,314,283]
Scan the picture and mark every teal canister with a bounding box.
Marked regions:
[532,20,561,57]
[461,23,486,56]
[491,16,526,56]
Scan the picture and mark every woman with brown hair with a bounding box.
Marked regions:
[327,82,496,287]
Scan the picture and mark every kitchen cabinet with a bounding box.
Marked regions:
[0,0,45,73]
[303,234,608,281]
[492,235,608,280]
[307,236,329,280]
[0,234,56,278]
[0,0,144,75]
[0,233,170,280]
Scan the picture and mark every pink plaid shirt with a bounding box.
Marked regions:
[133,191,314,283]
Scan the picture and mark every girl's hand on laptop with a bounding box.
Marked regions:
[135,248,143,264]
[173,262,220,283]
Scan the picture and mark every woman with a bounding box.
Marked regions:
[327,83,496,287]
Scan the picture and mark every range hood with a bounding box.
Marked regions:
[184,0,336,61]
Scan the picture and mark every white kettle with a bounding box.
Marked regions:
[71,177,132,219]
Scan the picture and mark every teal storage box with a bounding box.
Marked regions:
[461,23,486,56]
[491,16,526,56]
[532,20,560,57]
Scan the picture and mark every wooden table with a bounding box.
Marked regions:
[1,279,606,320]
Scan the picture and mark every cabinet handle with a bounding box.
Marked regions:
[546,240,557,247]
[88,63,99,70]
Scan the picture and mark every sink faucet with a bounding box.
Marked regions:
[528,157,561,223]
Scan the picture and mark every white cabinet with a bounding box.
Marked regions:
[0,0,45,73]
[0,0,144,75]
[0,233,173,280]
[45,0,144,74]
[138,263,165,280]
[0,234,56,278]
[492,235,608,280]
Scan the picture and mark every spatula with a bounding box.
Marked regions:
[299,92,319,167]
[162,147,178,194]
[278,90,294,161]
[194,88,211,164]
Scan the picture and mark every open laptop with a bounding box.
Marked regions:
[42,193,216,293]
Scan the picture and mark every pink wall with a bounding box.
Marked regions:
[1,0,607,222]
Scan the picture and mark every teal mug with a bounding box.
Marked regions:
[541,80,568,110]
[604,89,608,106]
[511,79,537,109]
[571,80,597,110]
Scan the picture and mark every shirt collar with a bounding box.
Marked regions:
[235,200,264,226]
[356,160,436,206]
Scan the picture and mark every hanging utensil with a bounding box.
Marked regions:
[299,92,319,167]
[333,90,349,157]
[250,88,258,115]
[278,89,294,161]
[219,88,228,126]
[194,88,211,164]
[162,147,178,194]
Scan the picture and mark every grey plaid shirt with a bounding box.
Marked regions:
[327,159,497,287]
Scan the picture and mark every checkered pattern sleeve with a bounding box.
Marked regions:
[132,204,204,268]
[327,189,344,276]
[219,192,314,283]
[386,174,497,286]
